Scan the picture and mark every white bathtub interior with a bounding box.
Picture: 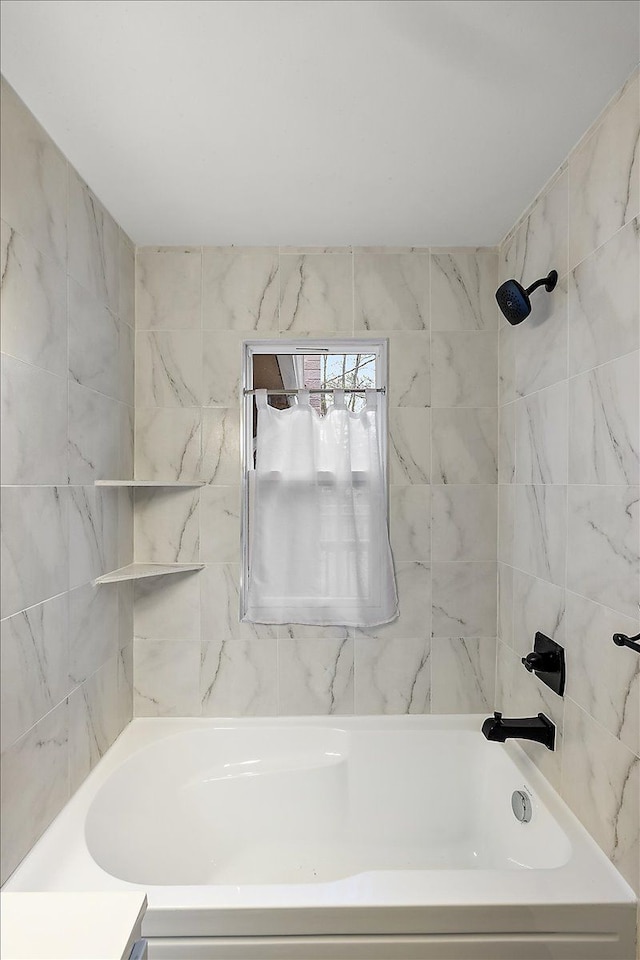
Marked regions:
[86,725,572,886]
[4,716,636,959]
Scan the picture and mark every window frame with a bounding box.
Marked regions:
[240,337,389,621]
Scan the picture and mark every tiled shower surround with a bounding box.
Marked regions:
[496,69,640,902]
[0,65,638,943]
[132,245,499,718]
[0,79,135,883]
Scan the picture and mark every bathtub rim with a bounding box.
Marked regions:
[2,714,637,937]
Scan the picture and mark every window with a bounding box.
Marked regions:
[240,339,389,621]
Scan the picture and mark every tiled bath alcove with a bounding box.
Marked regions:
[0,69,638,935]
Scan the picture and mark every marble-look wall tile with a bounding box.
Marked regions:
[118,233,135,328]
[68,279,120,400]
[0,700,69,885]
[431,331,497,407]
[202,331,243,407]
[134,487,200,563]
[199,486,240,562]
[513,484,567,587]
[495,640,564,788]
[1,84,134,880]
[0,222,67,375]
[498,402,515,484]
[134,572,201,641]
[431,485,497,561]
[279,623,349,641]
[357,561,431,641]
[569,75,640,269]
[203,248,278,331]
[497,484,515,566]
[68,485,119,588]
[387,333,430,407]
[0,593,69,752]
[117,487,134,567]
[68,582,118,687]
[497,563,514,648]
[128,247,500,724]
[280,254,353,334]
[565,592,639,756]
[118,581,134,650]
[502,170,568,284]
[515,382,568,484]
[1,354,67,485]
[354,637,430,715]
[354,253,429,331]
[201,408,240,483]
[278,638,354,715]
[200,563,277,642]
[136,247,202,329]
[1,486,69,619]
[68,170,119,311]
[514,276,568,398]
[118,319,134,407]
[135,330,202,408]
[497,70,640,897]
[389,485,431,562]
[133,639,201,717]
[68,382,123,483]
[68,657,119,790]
[432,562,497,638]
[117,641,133,733]
[568,352,639,485]
[567,485,639,619]
[562,699,639,892]
[568,217,639,377]
[431,408,498,484]
[431,637,496,713]
[0,79,67,265]
[512,570,566,657]
[119,403,135,481]
[135,408,201,482]
[498,323,516,405]
[388,408,430,484]
[200,638,278,716]
[430,249,498,331]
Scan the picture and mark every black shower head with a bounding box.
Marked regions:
[495,270,558,325]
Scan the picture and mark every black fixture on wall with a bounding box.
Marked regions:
[481,711,556,751]
[612,631,640,654]
[495,269,558,324]
[521,632,565,697]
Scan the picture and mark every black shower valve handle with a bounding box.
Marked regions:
[522,650,554,673]
[612,632,640,654]
[521,632,566,696]
[522,652,540,673]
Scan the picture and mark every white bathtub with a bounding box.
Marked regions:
[3,715,637,959]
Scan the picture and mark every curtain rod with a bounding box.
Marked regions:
[244,387,385,396]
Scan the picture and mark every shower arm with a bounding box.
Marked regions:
[525,270,558,296]
[524,277,548,296]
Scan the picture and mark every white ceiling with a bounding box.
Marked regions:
[1,0,638,247]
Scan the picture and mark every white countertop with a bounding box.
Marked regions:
[0,892,147,959]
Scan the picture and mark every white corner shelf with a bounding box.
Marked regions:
[95,563,205,584]
[95,480,204,487]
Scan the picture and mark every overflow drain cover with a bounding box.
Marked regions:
[511,789,532,823]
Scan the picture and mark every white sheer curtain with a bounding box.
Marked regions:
[244,389,398,627]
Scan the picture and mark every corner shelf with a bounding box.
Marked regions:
[95,563,204,584]
[95,480,204,487]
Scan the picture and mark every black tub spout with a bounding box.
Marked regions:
[482,711,555,751]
